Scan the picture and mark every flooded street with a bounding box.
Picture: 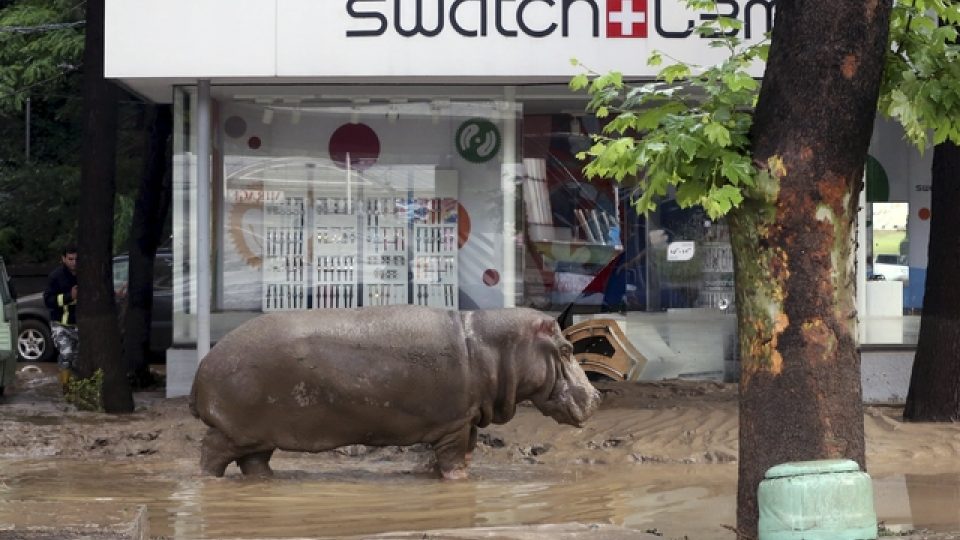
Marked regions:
[0,459,737,538]
[1,458,959,538]
[3,367,960,538]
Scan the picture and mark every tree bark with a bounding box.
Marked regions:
[123,105,172,384]
[904,141,960,421]
[733,0,891,535]
[77,0,132,413]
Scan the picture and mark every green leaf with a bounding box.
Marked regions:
[570,73,589,91]
[723,72,759,92]
[659,64,691,84]
[703,122,732,147]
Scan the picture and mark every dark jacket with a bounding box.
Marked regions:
[43,264,77,326]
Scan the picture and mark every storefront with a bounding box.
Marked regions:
[106,0,928,397]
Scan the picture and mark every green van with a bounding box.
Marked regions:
[0,257,18,394]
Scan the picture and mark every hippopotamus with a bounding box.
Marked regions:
[189,305,601,479]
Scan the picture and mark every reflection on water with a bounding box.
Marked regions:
[1,459,959,538]
[875,472,960,532]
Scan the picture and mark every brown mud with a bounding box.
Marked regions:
[1,364,959,539]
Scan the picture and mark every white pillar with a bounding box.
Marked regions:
[501,86,517,308]
[856,187,867,345]
[197,80,211,361]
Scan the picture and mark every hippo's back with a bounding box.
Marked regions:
[190,306,473,450]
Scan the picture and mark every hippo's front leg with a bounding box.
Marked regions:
[433,424,472,480]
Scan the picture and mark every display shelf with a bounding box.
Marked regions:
[259,176,459,311]
[313,197,359,309]
[362,196,409,306]
[262,195,309,311]
[411,197,458,309]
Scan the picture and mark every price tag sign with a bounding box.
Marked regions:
[667,241,696,261]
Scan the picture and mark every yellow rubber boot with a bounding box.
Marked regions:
[58,368,73,393]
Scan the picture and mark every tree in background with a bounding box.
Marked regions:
[0,0,84,260]
[878,0,960,422]
[123,105,172,386]
[0,0,147,266]
[573,0,890,533]
[76,0,131,412]
[905,140,960,421]
[0,0,169,401]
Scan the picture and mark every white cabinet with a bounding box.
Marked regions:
[260,170,459,311]
[261,194,309,311]
[313,197,359,309]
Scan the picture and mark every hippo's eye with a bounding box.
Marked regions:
[559,344,573,357]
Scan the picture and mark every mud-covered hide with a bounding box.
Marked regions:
[189,306,600,478]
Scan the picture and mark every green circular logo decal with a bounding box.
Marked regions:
[456,119,501,163]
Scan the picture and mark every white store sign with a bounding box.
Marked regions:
[105,0,773,80]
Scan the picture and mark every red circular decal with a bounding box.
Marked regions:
[328,123,380,171]
[482,269,500,286]
[918,207,931,221]
[248,136,262,150]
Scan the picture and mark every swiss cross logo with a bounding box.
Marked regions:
[607,0,648,38]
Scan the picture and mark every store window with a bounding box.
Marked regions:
[171,85,741,380]
[174,85,530,343]
[519,114,621,310]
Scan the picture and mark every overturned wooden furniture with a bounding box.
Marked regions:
[562,318,647,381]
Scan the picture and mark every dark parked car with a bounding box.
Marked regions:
[0,256,18,394]
[16,252,173,362]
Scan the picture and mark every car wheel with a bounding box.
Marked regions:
[17,319,55,363]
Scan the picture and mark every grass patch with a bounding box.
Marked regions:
[874,230,906,256]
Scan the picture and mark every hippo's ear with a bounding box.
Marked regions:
[534,319,559,338]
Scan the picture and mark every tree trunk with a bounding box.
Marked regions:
[733,0,891,535]
[904,141,960,421]
[77,0,132,413]
[123,105,172,385]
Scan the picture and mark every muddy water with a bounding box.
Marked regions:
[1,459,958,539]
[1,459,736,538]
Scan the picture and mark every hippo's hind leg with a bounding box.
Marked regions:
[200,428,276,478]
[200,427,238,477]
[237,450,275,477]
[433,424,472,480]
[465,425,478,466]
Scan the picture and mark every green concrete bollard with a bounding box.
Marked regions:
[758,459,877,540]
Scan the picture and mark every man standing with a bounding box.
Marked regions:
[44,245,78,391]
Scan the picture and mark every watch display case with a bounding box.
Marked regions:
[412,197,458,309]
[261,194,310,311]
[313,197,359,309]
[260,170,459,311]
[362,196,409,306]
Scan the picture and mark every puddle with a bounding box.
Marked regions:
[0,458,958,538]
[875,472,960,532]
[0,459,736,538]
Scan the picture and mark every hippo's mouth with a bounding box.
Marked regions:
[538,376,601,428]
